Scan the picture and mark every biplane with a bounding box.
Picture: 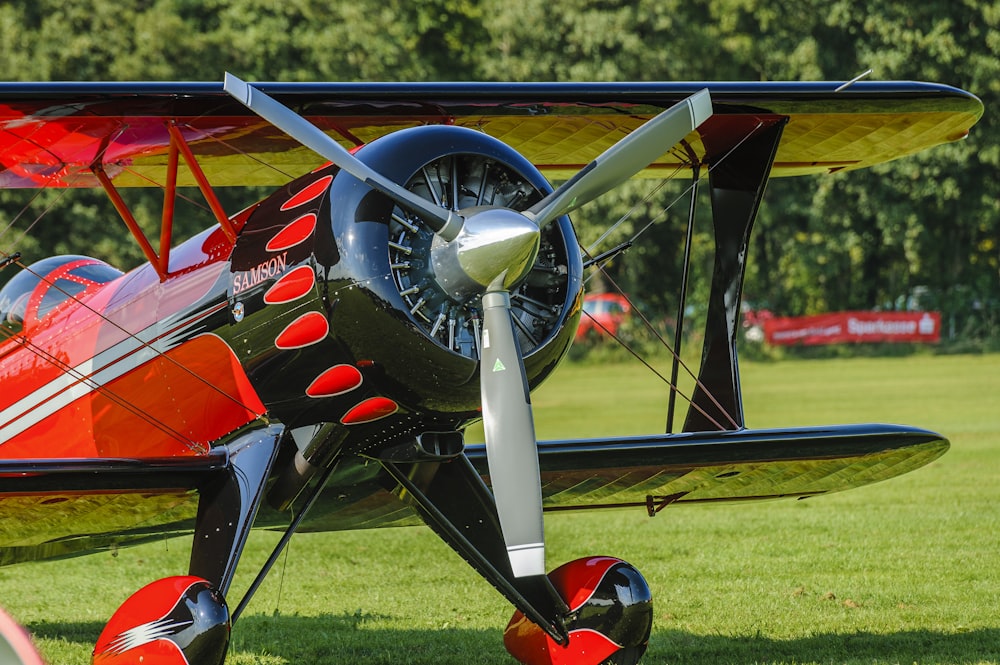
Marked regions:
[0,74,982,664]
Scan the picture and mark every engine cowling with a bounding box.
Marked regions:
[328,125,583,411]
[226,125,582,464]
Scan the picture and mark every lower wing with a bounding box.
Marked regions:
[0,423,946,564]
[295,422,946,532]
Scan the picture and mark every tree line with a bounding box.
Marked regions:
[1,0,996,347]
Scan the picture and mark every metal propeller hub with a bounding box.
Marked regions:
[430,207,541,303]
[385,151,569,361]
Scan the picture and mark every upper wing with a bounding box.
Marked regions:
[0,80,983,188]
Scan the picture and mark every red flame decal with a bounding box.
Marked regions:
[341,397,398,425]
[265,213,317,252]
[274,311,329,349]
[307,365,363,398]
[280,174,333,211]
[264,265,315,305]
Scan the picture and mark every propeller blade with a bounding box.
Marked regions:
[480,287,545,578]
[223,73,463,241]
[525,88,713,228]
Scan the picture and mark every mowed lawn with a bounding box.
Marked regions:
[1,354,997,664]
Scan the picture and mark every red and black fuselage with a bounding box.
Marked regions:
[0,125,582,488]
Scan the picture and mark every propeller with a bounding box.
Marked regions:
[223,73,463,241]
[224,74,713,578]
[525,88,712,228]
[480,286,544,577]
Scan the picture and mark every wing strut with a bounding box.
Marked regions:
[92,125,237,281]
[684,118,787,432]
[166,124,238,243]
[666,163,700,433]
[93,166,165,278]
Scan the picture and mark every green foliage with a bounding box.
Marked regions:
[0,0,996,343]
[738,0,999,343]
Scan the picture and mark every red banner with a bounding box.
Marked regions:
[764,311,941,346]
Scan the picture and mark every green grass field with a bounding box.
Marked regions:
[2,354,998,664]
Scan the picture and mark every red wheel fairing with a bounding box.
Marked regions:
[93,576,229,665]
[504,557,653,665]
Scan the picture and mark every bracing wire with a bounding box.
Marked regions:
[576,122,767,431]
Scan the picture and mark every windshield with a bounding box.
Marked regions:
[0,256,123,335]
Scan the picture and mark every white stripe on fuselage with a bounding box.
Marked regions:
[0,306,222,443]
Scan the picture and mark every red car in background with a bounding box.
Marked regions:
[575,293,631,341]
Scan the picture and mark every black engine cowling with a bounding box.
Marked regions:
[327,124,583,412]
[227,124,582,460]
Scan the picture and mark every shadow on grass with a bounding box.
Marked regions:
[648,628,1000,664]
[25,614,1000,664]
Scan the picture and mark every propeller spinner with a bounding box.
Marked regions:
[224,74,713,577]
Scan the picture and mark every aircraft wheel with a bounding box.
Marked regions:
[504,556,652,665]
[93,576,229,665]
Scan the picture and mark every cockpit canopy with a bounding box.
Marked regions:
[0,256,123,335]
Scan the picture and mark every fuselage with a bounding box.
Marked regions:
[0,125,582,473]
[0,229,258,459]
